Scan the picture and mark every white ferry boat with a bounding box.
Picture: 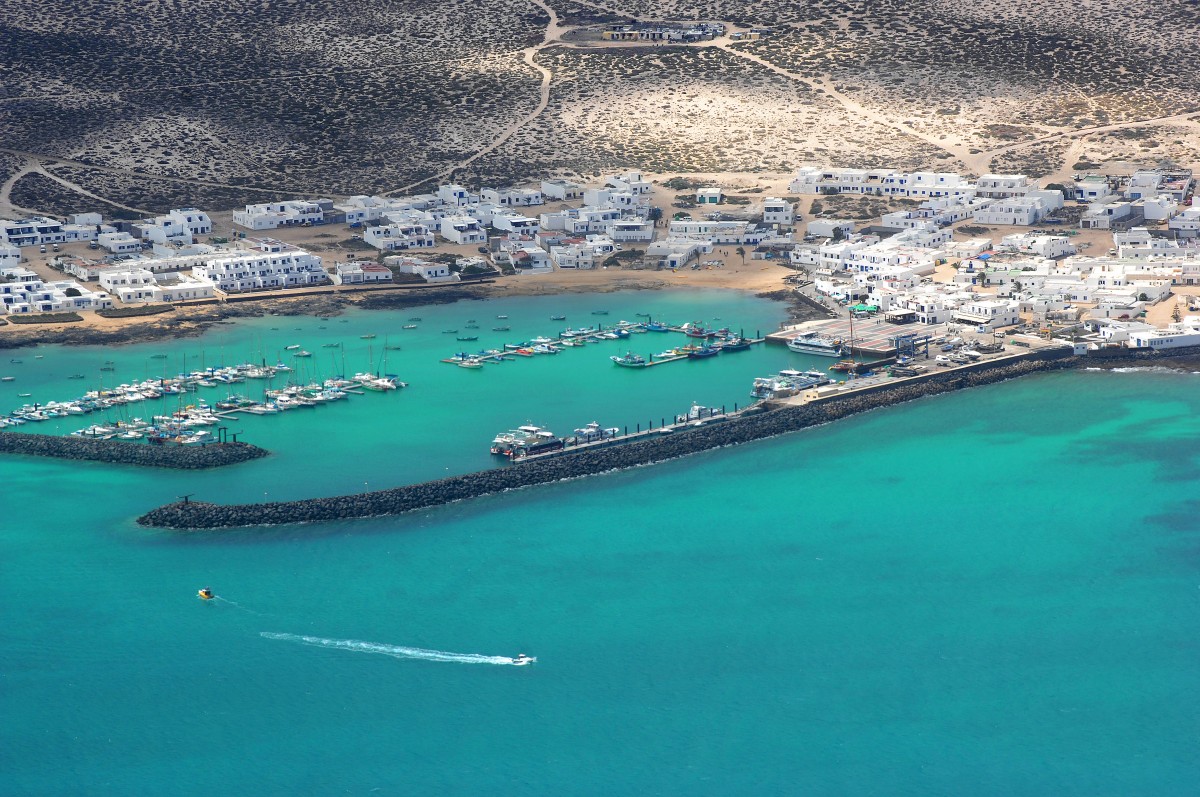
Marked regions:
[786,332,845,357]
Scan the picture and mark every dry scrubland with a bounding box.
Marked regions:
[1,0,1197,214]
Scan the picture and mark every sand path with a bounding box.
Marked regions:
[385,0,563,196]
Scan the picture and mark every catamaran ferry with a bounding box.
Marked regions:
[786,332,845,357]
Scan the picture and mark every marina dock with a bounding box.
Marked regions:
[441,320,765,368]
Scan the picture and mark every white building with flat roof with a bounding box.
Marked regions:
[190,240,327,293]
[762,197,795,227]
[232,199,332,230]
[384,255,458,283]
[363,221,436,251]
[0,266,113,314]
[540,179,584,201]
[439,215,487,244]
[332,260,394,285]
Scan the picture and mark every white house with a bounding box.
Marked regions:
[540,179,585,201]
[1081,199,1136,229]
[0,216,67,247]
[363,221,436,251]
[807,219,855,238]
[232,199,332,230]
[437,184,473,207]
[973,192,1061,226]
[97,231,143,255]
[1072,174,1113,203]
[0,266,113,314]
[606,218,655,242]
[135,208,212,245]
[492,212,540,235]
[975,174,1036,198]
[548,235,618,269]
[952,298,1019,330]
[332,260,394,285]
[481,187,544,207]
[439,215,487,244]
[1168,200,1200,238]
[384,255,458,283]
[1125,316,1200,349]
[646,238,712,269]
[696,187,723,205]
[762,197,795,227]
[605,170,652,195]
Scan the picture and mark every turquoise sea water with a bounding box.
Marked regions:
[2,290,1198,794]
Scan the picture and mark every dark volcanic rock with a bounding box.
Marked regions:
[0,433,268,469]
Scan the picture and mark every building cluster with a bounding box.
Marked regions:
[600,22,728,43]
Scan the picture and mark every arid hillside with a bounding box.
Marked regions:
[2,0,1197,214]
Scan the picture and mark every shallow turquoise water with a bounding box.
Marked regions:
[2,291,1198,794]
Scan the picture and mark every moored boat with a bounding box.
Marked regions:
[787,332,845,357]
[610,352,647,367]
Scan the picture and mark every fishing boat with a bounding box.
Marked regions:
[591,310,609,316]
[687,345,720,359]
[550,315,566,321]
[610,352,647,367]
[493,326,510,332]
[644,322,668,332]
[786,332,845,357]
[456,336,479,342]
[717,336,752,352]
[829,359,858,372]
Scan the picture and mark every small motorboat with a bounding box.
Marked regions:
[456,336,479,342]
[551,315,566,321]
[361,334,377,339]
[150,354,168,359]
[512,653,536,666]
[493,326,510,332]
[496,315,509,319]
[284,344,301,350]
[198,587,215,601]
[68,374,85,380]
[443,329,459,334]
[293,350,312,358]
[0,376,13,382]
[402,324,418,330]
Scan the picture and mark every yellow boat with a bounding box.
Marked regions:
[198,587,214,600]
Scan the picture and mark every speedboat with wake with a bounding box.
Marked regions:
[512,653,536,666]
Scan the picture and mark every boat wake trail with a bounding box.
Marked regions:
[260,632,527,665]
[213,596,264,616]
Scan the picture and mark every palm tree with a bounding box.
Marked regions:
[735,246,746,267]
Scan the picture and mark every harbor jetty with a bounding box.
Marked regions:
[139,346,1077,529]
[0,432,268,469]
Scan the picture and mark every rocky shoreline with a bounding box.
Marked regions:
[0,433,269,469]
[138,348,1076,530]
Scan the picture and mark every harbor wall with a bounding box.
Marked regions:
[138,348,1076,530]
[0,433,269,469]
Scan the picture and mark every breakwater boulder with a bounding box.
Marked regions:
[139,350,1075,530]
[0,433,269,469]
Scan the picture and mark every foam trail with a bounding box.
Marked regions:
[260,632,527,665]
[213,596,263,616]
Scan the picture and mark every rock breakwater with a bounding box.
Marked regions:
[138,349,1075,530]
[0,433,269,469]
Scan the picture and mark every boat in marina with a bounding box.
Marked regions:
[610,352,647,367]
[285,344,301,350]
[293,350,312,358]
[786,332,845,357]
[572,421,619,440]
[458,359,484,369]
[717,336,752,352]
[361,334,377,339]
[751,369,830,399]
[644,322,668,332]
[687,345,720,359]
[322,343,341,348]
[531,344,559,355]
[829,359,859,372]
